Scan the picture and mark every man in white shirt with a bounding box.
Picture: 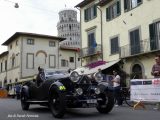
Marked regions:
[111,70,122,106]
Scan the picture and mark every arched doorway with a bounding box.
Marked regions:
[131,64,143,79]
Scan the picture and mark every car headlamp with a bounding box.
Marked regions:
[95,88,100,94]
[69,71,80,82]
[94,72,103,82]
[76,88,83,95]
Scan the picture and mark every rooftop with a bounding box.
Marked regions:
[75,0,94,8]
[2,32,66,46]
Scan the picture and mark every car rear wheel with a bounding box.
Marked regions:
[21,90,30,110]
[96,91,114,113]
[49,87,66,118]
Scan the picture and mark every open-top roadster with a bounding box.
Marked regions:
[20,66,114,118]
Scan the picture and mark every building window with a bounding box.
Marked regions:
[1,63,2,72]
[12,57,15,68]
[110,36,119,54]
[130,28,140,55]
[69,25,71,31]
[124,0,142,12]
[106,1,121,21]
[10,44,12,49]
[69,57,74,63]
[5,60,7,71]
[61,59,68,67]
[26,53,34,69]
[131,64,143,79]
[49,55,56,68]
[15,78,18,83]
[149,21,160,50]
[84,4,97,22]
[78,58,80,61]
[27,38,34,45]
[88,29,96,48]
[49,41,56,47]
[16,40,18,46]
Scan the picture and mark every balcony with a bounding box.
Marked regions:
[120,38,160,58]
[79,44,102,58]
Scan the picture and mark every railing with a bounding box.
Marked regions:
[120,38,160,58]
[79,44,102,58]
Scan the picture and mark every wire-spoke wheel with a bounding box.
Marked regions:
[49,87,66,118]
[96,91,114,113]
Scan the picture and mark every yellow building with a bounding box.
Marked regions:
[76,0,160,85]
[0,32,81,88]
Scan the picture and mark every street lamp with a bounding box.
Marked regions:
[4,0,19,8]
[14,3,19,8]
[96,5,103,61]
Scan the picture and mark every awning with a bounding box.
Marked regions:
[74,59,120,75]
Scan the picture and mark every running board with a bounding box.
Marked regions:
[27,100,48,103]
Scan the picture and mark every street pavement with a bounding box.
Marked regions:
[0,98,159,120]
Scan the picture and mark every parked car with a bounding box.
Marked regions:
[8,85,16,98]
[20,67,114,118]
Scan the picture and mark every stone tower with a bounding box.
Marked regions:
[57,8,80,48]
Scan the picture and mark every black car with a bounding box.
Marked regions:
[20,67,114,118]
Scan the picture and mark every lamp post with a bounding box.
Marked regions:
[96,5,103,61]
[4,0,19,8]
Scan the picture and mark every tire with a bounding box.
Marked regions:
[49,86,66,118]
[20,90,30,110]
[96,91,114,113]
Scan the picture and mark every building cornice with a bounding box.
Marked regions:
[0,51,8,58]
[2,32,66,46]
[97,0,112,7]
[75,0,94,8]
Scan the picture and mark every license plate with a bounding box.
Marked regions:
[87,99,97,103]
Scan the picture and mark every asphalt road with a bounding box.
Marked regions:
[0,98,159,120]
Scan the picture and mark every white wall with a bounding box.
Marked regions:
[21,36,59,78]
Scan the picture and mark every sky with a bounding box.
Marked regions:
[0,0,82,54]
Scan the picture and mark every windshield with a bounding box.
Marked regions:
[44,70,69,79]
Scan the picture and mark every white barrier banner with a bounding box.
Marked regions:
[131,78,160,102]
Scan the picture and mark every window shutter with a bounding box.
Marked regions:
[117,1,121,15]
[93,5,97,17]
[84,9,88,21]
[135,29,140,53]
[149,23,157,50]
[106,7,110,21]
[124,0,128,11]
[111,39,114,54]
[137,0,142,4]
[115,37,119,52]
[111,37,119,54]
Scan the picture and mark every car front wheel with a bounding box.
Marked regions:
[96,91,114,113]
[49,86,66,118]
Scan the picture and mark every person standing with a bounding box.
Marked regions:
[111,70,122,106]
[151,54,160,110]
[15,84,21,99]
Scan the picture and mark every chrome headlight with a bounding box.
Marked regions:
[69,71,80,82]
[76,88,83,95]
[95,88,100,95]
[94,72,103,82]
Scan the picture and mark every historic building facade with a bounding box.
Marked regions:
[76,0,160,84]
[0,32,65,87]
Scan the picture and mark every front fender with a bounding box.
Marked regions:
[49,81,66,93]
[98,82,109,93]
[21,85,29,98]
